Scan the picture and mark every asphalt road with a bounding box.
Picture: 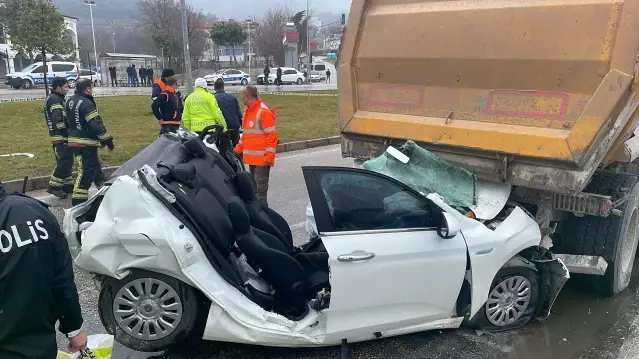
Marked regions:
[0,82,338,101]
[27,145,639,359]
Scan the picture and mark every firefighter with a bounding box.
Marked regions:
[66,78,115,206]
[183,78,228,150]
[45,77,75,198]
[0,182,87,358]
[152,78,181,134]
[234,85,278,205]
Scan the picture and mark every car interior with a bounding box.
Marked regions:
[109,131,332,320]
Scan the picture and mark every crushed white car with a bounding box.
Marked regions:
[63,135,568,354]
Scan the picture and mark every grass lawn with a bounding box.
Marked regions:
[0,92,339,181]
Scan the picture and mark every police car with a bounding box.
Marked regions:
[5,61,79,89]
[204,69,251,86]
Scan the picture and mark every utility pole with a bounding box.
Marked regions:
[306,0,311,84]
[112,32,116,52]
[84,1,98,72]
[179,0,193,95]
[246,19,252,83]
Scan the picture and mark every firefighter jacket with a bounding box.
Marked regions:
[43,91,68,144]
[151,78,168,101]
[182,87,227,133]
[152,87,182,125]
[65,92,112,147]
[234,99,278,166]
[0,187,83,359]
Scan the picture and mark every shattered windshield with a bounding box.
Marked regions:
[362,141,477,209]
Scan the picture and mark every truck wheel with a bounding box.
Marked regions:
[564,173,639,295]
[473,264,541,330]
[98,270,204,352]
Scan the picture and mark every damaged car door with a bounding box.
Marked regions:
[303,167,468,340]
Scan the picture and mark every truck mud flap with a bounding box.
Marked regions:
[534,257,570,319]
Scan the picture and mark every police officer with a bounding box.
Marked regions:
[66,78,115,206]
[0,182,88,358]
[45,77,75,198]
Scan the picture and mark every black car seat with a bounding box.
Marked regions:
[227,197,313,308]
[234,171,294,252]
[183,137,236,177]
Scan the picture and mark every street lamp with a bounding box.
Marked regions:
[179,0,193,95]
[306,0,311,84]
[112,32,115,52]
[246,19,252,83]
[84,1,98,72]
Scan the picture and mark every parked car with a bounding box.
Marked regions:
[63,133,568,353]
[257,67,306,85]
[5,61,79,89]
[78,69,102,87]
[204,69,250,86]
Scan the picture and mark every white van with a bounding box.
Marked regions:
[309,63,327,82]
[5,61,79,89]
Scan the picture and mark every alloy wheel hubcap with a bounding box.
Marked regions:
[485,275,531,326]
[113,278,183,340]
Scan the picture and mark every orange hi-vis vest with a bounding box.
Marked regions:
[234,99,278,166]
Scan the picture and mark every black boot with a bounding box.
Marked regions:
[63,184,74,194]
[47,186,67,199]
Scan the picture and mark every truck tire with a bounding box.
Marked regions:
[564,173,639,296]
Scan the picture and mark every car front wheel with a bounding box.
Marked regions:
[67,79,76,89]
[474,263,540,330]
[296,78,303,85]
[98,270,204,352]
[21,79,33,89]
[241,78,248,85]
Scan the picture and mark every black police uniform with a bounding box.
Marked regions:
[44,91,75,194]
[65,92,114,206]
[0,185,83,359]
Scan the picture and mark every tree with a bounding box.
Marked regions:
[210,21,247,65]
[0,0,74,95]
[253,6,289,66]
[137,0,209,73]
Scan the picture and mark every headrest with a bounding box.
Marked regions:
[183,138,207,158]
[228,197,250,234]
[234,171,256,203]
[170,163,196,187]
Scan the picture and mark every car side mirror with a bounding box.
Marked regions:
[438,212,461,239]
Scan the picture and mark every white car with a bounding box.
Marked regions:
[204,69,250,86]
[5,61,79,89]
[78,69,102,87]
[63,136,568,353]
[257,67,306,85]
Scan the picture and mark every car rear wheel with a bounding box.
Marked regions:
[67,79,76,89]
[296,78,303,85]
[241,78,248,85]
[474,263,540,330]
[98,270,203,352]
[21,79,33,89]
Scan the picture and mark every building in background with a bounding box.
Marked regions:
[0,15,79,77]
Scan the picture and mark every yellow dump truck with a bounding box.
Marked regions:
[338,0,639,295]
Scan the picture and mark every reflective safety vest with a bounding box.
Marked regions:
[234,99,278,166]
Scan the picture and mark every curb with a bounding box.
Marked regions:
[0,89,337,103]
[3,136,342,193]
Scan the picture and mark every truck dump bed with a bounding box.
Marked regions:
[339,0,639,193]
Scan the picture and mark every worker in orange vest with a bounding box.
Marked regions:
[234,85,277,205]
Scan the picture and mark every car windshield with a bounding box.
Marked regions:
[21,63,39,73]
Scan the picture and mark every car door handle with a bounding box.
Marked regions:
[337,251,375,262]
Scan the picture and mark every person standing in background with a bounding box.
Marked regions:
[139,66,146,87]
[132,64,138,87]
[263,66,270,86]
[152,78,182,135]
[276,66,283,86]
[108,65,117,87]
[214,78,242,147]
[147,66,154,86]
[126,65,133,86]
[183,78,228,150]
[44,77,75,198]
[234,85,277,205]
[65,79,115,206]
[326,68,331,84]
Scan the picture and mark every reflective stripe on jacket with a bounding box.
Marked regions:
[234,99,277,166]
[182,87,227,132]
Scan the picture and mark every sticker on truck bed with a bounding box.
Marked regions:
[484,90,570,120]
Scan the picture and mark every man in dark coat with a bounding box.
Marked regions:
[214,78,243,146]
